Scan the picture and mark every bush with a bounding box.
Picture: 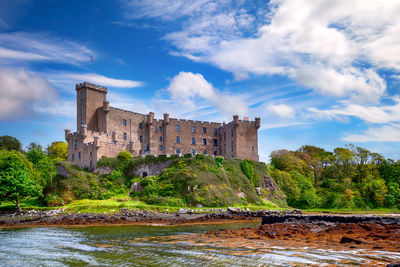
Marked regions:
[117,150,133,162]
[241,159,255,186]
[195,154,205,160]
[183,153,192,158]
[215,156,224,167]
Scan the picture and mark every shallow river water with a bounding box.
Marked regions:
[1,222,399,266]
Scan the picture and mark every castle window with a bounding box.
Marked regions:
[176,148,181,154]
[155,126,157,132]
[80,108,83,115]
[176,136,180,143]
[203,150,207,155]
[231,129,234,137]
[214,128,218,135]
[191,126,195,133]
[90,160,92,167]
[78,152,81,159]
[123,119,127,126]
[240,132,242,136]
[80,119,83,125]
[159,136,163,142]
[72,153,75,160]
[159,145,163,151]
[79,98,82,103]
[89,152,92,157]
[139,123,143,129]
[123,133,127,140]
[203,138,207,145]
[146,143,150,150]
[80,91,82,97]
[140,136,143,143]
[231,143,234,152]
[159,126,162,132]
[176,125,180,132]
[203,127,207,134]
[224,132,226,140]
[252,146,254,151]
[192,137,195,145]
[213,139,218,146]
[74,140,78,150]
[214,150,217,155]
[191,149,196,156]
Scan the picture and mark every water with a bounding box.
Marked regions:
[0,222,399,266]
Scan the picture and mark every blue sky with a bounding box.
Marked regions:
[1,0,400,162]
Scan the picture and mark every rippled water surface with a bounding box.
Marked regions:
[1,222,399,266]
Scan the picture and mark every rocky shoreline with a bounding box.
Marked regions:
[0,208,301,227]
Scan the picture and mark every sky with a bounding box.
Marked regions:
[0,0,400,162]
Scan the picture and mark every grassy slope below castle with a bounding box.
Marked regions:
[1,150,286,213]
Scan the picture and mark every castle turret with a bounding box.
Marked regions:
[65,129,71,140]
[146,112,154,125]
[233,115,239,127]
[163,113,169,124]
[255,117,261,129]
[103,100,110,114]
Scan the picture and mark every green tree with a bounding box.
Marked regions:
[0,135,22,151]
[47,141,68,161]
[26,142,43,151]
[0,150,41,212]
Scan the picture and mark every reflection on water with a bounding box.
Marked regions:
[0,222,399,266]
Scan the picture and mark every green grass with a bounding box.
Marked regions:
[0,194,282,214]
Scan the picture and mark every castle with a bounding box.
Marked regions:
[65,82,260,168]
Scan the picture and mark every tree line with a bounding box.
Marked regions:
[269,144,400,209]
[0,135,67,211]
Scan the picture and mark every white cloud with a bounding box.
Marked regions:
[166,71,248,117]
[308,97,400,124]
[33,100,75,117]
[0,32,93,65]
[0,67,57,120]
[63,73,144,88]
[343,124,400,142]
[123,0,400,102]
[267,103,295,118]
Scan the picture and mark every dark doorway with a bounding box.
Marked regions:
[142,172,148,178]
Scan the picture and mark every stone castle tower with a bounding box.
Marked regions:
[65,82,260,168]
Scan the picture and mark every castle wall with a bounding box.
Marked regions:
[66,82,260,168]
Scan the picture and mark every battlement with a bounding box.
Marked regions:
[76,82,108,93]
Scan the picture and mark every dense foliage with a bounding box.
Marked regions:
[270,145,400,209]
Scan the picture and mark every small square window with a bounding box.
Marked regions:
[213,139,218,146]
[192,137,195,145]
[159,145,163,151]
[78,152,81,159]
[176,136,180,143]
[203,150,207,155]
[155,126,157,132]
[159,126,163,132]
[214,128,218,135]
[203,138,207,145]
[123,119,127,126]
[159,136,163,142]
[74,140,78,150]
[203,127,207,134]
[139,123,143,129]
[80,119,83,125]
[176,148,181,154]
[123,132,127,140]
[140,136,143,143]
[176,125,180,131]
[72,153,75,160]
[80,108,83,115]
[191,149,196,156]
[192,126,195,133]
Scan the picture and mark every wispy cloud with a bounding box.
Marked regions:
[0,32,93,65]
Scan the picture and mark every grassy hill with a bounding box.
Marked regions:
[42,154,286,209]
